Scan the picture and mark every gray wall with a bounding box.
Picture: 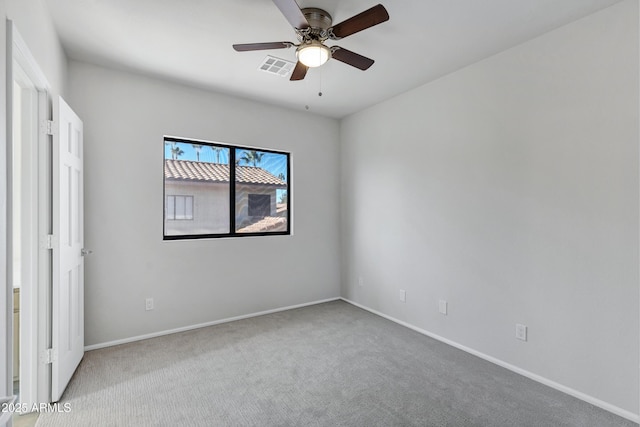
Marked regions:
[340,0,638,416]
[68,61,341,346]
[7,0,67,96]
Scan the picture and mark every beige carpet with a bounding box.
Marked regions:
[35,301,636,426]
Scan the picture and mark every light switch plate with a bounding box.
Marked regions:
[439,300,448,315]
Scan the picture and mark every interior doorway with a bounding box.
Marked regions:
[9,22,53,419]
[12,45,40,410]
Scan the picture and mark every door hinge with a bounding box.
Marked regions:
[41,348,56,364]
[41,234,54,250]
[41,120,55,136]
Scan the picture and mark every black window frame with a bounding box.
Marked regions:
[163,136,291,240]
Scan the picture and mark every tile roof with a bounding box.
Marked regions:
[237,216,287,233]
[165,159,286,187]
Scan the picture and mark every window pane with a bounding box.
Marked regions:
[248,194,271,217]
[164,141,230,236]
[166,195,175,220]
[235,148,288,233]
[185,196,193,220]
[175,196,186,219]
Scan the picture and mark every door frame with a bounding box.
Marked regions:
[8,20,52,408]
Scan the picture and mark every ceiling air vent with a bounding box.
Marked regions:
[258,56,295,77]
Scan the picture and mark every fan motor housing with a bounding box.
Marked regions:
[301,8,332,29]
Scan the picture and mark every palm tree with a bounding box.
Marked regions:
[211,146,224,164]
[278,191,287,204]
[240,150,264,167]
[192,144,202,161]
[165,141,176,159]
[171,145,185,160]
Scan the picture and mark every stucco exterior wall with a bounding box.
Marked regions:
[164,181,229,235]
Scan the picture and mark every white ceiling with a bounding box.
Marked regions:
[45,0,623,118]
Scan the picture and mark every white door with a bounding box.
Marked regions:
[51,96,84,402]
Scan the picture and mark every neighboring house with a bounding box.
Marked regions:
[164,159,287,235]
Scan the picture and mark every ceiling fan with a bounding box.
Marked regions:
[232,0,389,81]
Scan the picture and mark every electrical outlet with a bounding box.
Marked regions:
[399,289,406,303]
[439,299,448,315]
[516,323,527,341]
[145,298,154,311]
[358,276,364,287]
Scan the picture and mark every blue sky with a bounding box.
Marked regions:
[164,141,288,182]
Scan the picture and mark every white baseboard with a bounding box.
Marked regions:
[340,297,639,424]
[84,297,341,351]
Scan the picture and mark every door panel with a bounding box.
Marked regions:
[52,96,84,402]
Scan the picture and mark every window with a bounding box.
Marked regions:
[248,194,271,217]
[166,195,193,220]
[163,137,290,239]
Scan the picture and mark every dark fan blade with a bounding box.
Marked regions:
[273,0,309,30]
[290,61,308,80]
[329,4,389,39]
[331,47,374,70]
[233,42,293,52]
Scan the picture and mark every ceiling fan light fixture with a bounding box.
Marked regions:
[297,41,330,68]
[232,1,389,81]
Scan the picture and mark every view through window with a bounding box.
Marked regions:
[163,137,290,239]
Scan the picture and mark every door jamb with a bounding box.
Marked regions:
[8,20,52,408]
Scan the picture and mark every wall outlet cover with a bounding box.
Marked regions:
[516,323,527,341]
